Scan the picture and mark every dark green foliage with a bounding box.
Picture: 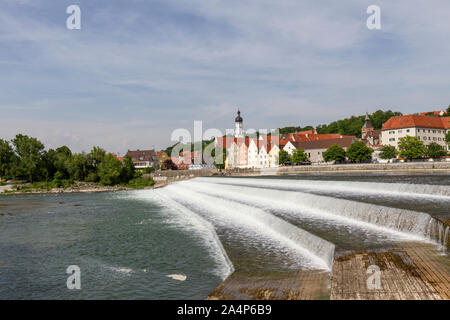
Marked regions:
[125,177,155,189]
[379,145,398,159]
[291,149,308,163]
[317,110,402,138]
[398,136,425,159]
[212,147,226,169]
[425,142,447,158]
[279,126,314,135]
[323,144,346,162]
[1,134,138,187]
[0,139,15,178]
[346,141,374,162]
[278,150,291,164]
[11,134,45,182]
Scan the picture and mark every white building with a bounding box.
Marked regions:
[381,115,450,150]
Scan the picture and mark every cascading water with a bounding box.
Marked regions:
[188,178,450,249]
[198,177,450,200]
[130,189,234,280]
[157,184,336,271]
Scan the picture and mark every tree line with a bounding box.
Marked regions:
[278,135,449,165]
[0,134,152,188]
[278,110,402,137]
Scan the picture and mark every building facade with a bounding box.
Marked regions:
[126,149,158,169]
[283,137,356,163]
[381,115,449,150]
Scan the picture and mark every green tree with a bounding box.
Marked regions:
[278,150,291,165]
[67,153,89,181]
[291,148,308,163]
[11,134,45,182]
[445,131,450,145]
[212,147,226,169]
[97,154,123,186]
[0,139,15,178]
[346,141,374,162]
[379,145,398,159]
[120,155,136,181]
[398,136,425,159]
[323,144,346,162]
[425,142,447,158]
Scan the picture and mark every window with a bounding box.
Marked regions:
[406,129,410,133]
[417,129,420,133]
[398,130,402,133]
[389,138,395,142]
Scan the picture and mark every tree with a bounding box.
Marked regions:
[278,150,291,165]
[0,139,14,178]
[425,142,447,158]
[398,136,425,159]
[212,147,227,169]
[291,148,308,163]
[120,155,136,182]
[11,134,45,182]
[161,159,177,170]
[379,145,398,159]
[323,144,346,162]
[67,153,89,181]
[346,141,374,162]
[445,131,450,145]
[97,154,123,186]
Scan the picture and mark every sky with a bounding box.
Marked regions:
[1,0,450,154]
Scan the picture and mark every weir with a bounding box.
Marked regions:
[198,177,450,200]
[192,178,450,249]
[158,185,336,271]
[133,190,234,280]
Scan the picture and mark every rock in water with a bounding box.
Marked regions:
[167,274,187,281]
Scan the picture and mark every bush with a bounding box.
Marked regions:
[126,177,155,189]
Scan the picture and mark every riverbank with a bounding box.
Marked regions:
[0,181,168,195]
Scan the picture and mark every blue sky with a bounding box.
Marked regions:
[1,0,450,154]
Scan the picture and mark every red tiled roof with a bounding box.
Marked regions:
[126,149,156,161]
[288,137,356,150]
[382,115,447,130]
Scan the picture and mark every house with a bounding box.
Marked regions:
[126,149,158,170]
[381,115,450,150]
[283,137,356,163]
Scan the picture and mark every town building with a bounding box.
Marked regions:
[283,137,356,163]
[381,115,450,150]
[361,113,381,147]
[126,149,158,170]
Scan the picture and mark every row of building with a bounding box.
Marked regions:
[120,109,449,171]
[217,110,450,169]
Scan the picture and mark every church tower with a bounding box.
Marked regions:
[235,110,243,138]
[361,113,373,139]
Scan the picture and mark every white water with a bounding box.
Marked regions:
[182,180,430,242]
[197,177,450,200]
[160,184,335,271]
[130,190,234,280]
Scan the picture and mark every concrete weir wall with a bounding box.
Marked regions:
[145,169,218,183]
[267,161,450,175]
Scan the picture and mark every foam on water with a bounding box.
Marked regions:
[129,190,234,280]
[182,180,428,242]
[198,177,450,200]
[161,184,335,271]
